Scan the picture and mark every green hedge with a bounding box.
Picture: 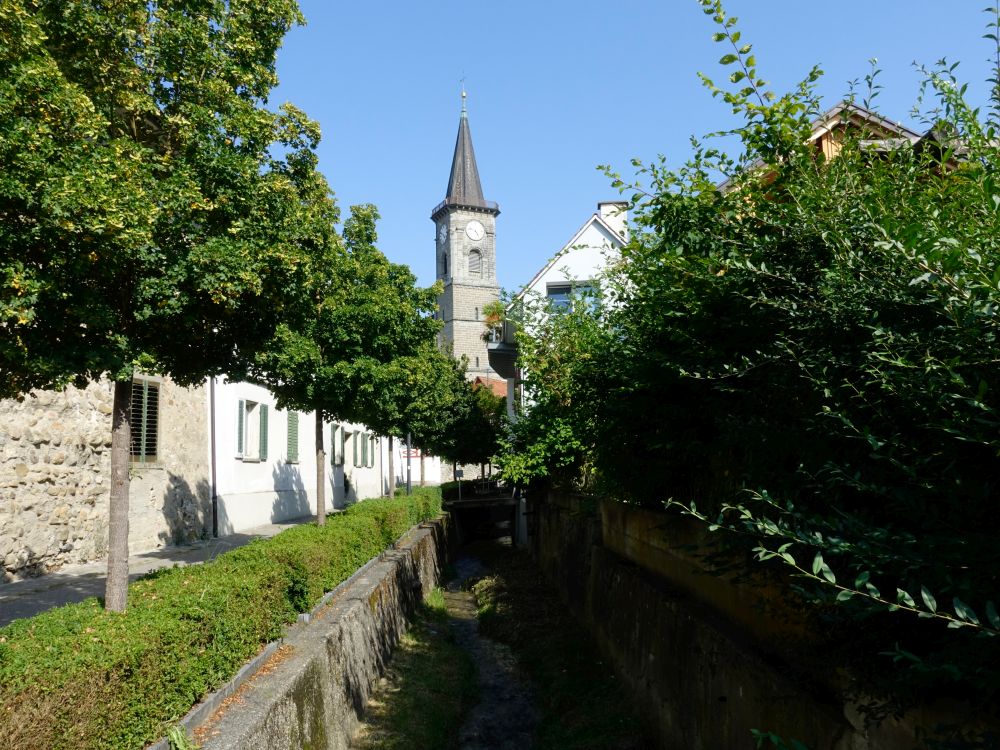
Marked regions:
[0,488,442,750]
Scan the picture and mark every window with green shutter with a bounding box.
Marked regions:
[259,404,268,461]
[352,430,358,467]
[237,399,245,457]
[237,400,268,462]
[331,424,345,466]
[287,411,299,463]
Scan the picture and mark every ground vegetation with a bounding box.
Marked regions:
[472,547,650,749]
[0,488,442,750]
[0,0,336,609]
[350,588,477,750]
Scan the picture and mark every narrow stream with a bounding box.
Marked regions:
[444,556,538,750]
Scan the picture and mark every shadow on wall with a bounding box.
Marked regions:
[331,464,348,511]
[271,461,310,523]
[159,473,212,547]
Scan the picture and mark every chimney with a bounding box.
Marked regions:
[598,201,629,242]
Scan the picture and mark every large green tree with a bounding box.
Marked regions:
[0,0,328,610]
[248,204,442,516]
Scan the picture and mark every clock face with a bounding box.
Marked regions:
[465,220,485,241]
[437,224,448,244]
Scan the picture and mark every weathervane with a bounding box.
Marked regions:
[460,75,467,117]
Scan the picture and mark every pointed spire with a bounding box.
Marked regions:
[445,89,487,208]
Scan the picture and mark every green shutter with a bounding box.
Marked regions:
[237,399,245,456]
[259,404,269,461]
[287,411,299,463]
[331,424,338,466]
[353,431,358,467]
[340,426,346,466]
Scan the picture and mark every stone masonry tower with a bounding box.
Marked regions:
[431,92,500,378]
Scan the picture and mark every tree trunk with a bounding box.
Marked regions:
[420,452,425,487]
[387,436,395,498]
[105,379,131,612]
[315,411,326,526]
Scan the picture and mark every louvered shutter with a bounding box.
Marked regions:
[353,431,358,467]
[129,380,159,463]
[237,399,245,457]
[287,411,299,463]
[259,404,269,461]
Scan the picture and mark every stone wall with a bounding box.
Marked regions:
[0,378,210,581]
[194,519,451,750]
[530,491,996,749]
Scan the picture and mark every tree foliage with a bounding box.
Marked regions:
[0,0,332,608]
[1,0,325,393]
[246,203,440,421]
[499,0,1000,720]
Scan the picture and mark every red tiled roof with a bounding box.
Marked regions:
[473,376,507,398]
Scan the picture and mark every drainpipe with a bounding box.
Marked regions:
[406,432,412,496]
[209,376,218,538]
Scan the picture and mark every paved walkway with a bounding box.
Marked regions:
[0,517,314,628]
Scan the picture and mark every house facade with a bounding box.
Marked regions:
[488,201,629,417]
[1,375,440,580]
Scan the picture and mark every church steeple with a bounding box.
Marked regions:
[444,91,492,211]
[431,89,501,382]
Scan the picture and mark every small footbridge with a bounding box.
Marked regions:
[442,478,524,545]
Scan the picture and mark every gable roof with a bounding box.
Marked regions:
[513,211,626,303]
[717,100,925,193]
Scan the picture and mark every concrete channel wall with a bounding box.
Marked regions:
[530,491,992,750]
[168,518,452,750]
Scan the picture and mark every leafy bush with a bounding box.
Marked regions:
[0,489,441,750]
[499,0,1000,725]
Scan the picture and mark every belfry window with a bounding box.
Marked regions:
[468,249,482,277]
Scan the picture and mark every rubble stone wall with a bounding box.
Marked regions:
[0,379,210,581]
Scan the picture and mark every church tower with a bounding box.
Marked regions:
[431,92,500,378]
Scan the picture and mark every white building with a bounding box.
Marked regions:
[0,374,441,579]
[488,201,629,416]
[210,377,442,534]
[212,377,441,534]
[516,201,628,307]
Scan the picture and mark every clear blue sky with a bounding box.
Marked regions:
[271,1,996,292]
